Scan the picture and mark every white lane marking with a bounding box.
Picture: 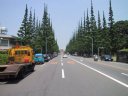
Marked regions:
[121,73,128,77]
[80,58,83,62]
[80,59,83,62]
[61,63,63,66]
[62,69,65,79]
[0,82,7,84]
[70,58,128,88]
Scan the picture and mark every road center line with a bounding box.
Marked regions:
[70,57,128,88]
[61,63,63,66]
[62,69,65,79]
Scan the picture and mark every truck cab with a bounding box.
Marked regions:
[8,45,34,64]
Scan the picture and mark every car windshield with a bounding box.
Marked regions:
[36,56,42,58]
[105,55,111,58]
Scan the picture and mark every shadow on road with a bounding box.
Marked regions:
[0,78,20,84]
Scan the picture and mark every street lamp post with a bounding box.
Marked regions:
[85,36,93,57]
[45,37,47,54]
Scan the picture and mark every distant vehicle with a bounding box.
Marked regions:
[94,55,98,61]
[44,54,50,62]
[48,54,54,59]
[74,52,77,56]
[34,53,44,64]
[53,52,58,57]
[63,54,68,58]
[101,55,113,61]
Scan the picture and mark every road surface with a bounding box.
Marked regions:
[0,55,128,96]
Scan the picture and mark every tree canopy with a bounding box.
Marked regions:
[66,0,128,56]
[17,4,59,54]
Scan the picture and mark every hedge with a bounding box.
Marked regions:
[0,51,8,64]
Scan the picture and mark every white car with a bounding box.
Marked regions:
[63,54,68,58]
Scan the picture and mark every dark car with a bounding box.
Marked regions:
[101,55,113,61]
[44,54,51,62]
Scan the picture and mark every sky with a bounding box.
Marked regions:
[0,0,128,50]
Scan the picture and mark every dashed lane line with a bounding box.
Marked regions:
[61,63,63,66]
[62,69,65,79]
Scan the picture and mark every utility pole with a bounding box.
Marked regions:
[45,37,47,54]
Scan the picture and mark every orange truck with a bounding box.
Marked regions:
[0,45,35,79]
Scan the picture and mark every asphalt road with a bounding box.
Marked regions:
[0,55,128,96]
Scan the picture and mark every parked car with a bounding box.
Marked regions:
[101,55,113,61]
[94,55,98,61]
[34,53,44,64]
[53,52,58,57]
[44,54,51,62]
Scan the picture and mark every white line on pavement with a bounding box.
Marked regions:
[62,69,65,79]
[70,57,128,88]
[61,63,63,66]
[121,73,128,77]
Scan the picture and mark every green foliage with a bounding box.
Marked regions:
[108,0,115,54]
[0,51,8,64]
[119,49,128,52]
[113,20,128,49]
[17,4,59,54]
[66,0,128,56]
[17,4,29,45]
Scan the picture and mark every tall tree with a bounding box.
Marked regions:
[86,9,90,33]
[40,4,49,53]
[103,11,107,29]
[90,0,97,33]
[27,8,33,45]
[96,11,102,49]
[17,4,29,45]
[102,11,109,52]
[39,4,59,54]
[108,0,114,29]
[83,12,86,35]
[31,10,36,47]
[90,0,97,54]
[97,11,101,31]
[108,0,115,54]
[32,10,36,38]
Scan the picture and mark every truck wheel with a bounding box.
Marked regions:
[17,68,25,79]
[31,64,35,72]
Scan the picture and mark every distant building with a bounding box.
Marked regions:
[0,26,17,50]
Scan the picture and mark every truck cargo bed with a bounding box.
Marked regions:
[0,63,34,79]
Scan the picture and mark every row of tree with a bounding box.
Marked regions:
[17,4,59,54]
[66,0,128,56]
